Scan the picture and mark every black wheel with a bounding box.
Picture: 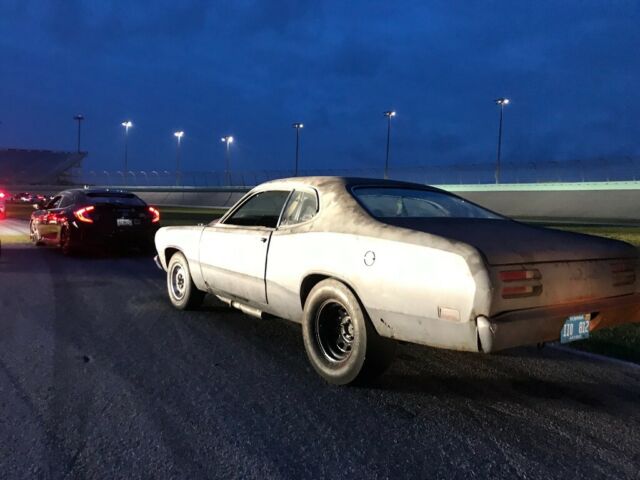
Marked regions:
[167,251,204,310]
[60,227,75,255]
[302,279,396,385]
[29,221,44,246]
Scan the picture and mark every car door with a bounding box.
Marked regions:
[199,189,291,305]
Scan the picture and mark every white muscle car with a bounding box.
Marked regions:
[154,177,640,384]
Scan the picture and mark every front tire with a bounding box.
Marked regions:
[167,252,204,310]
[302,279,396,385]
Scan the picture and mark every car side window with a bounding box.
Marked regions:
[46,196,62,209]
[280,190,318,226]
[224,190,291,228]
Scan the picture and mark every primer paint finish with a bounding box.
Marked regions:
[154,176,640,353]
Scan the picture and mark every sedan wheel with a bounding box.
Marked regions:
[302,279,396,385]
[167,252,204,310]
[60,227,75,255]
[30,221,44,246]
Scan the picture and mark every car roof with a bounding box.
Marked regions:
[61,188,137,196]
[255,176,445,193]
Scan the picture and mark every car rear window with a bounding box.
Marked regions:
[84,193,146,206]
[352,187,503,219]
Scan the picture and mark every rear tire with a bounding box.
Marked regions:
[60,227,75,255]
[167,251,204,310]
[302,279,396,385]
[30,220,44,246]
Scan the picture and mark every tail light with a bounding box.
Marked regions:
[499,269,542,298]
[0,192,5,198]
[148,206,160,223]
[74,206,95,223]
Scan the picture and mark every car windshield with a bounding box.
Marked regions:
[85,193,146,206]
[352,187,503,219]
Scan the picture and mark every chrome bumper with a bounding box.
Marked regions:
[153,255,164,271]
[477,293,640,353]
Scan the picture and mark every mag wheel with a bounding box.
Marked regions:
[302,279,396,385]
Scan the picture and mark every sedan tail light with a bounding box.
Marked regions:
[499,269,542,298]
[148,206,160,223]
[74,206,95,223]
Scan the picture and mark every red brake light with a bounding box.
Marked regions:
[74,206,95,223]
[0,192,5,198]
[148,206,160,223]
[499,269,542,298]
[502,285,542,298]
[499,270,541,282]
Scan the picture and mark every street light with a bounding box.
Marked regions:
[174,131,184,186]
[383,110,396,179]
[73,114,84,153]
[121,121,133,184]
[292,122,304,176]
[221,135,234,186]
[494,98,510,183]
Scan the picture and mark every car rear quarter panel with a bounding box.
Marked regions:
[266,229,491,351]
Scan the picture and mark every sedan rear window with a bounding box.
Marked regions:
[352,187,502,219]
[84,193,146,206]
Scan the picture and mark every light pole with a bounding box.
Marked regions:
[174,131,184,186]
[494,98,510,183]
[121,120,133,184]
[73,114,84,153]
[383,110,396,179]
[220,135,234,186]
[292,122,304,176]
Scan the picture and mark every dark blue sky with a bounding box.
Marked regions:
[1,1,639,174]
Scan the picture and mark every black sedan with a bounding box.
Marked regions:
[30,188,160,254]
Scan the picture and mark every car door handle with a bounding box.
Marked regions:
[259,237,268,243]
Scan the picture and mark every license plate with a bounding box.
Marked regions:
[117,218,133,227]
[560,314,591,344]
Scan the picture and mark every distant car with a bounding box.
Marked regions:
[30,188,161,254]
[13,192,35,203]
[0,190,6,219]
[154,177,640,385]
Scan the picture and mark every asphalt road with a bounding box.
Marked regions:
[1,245,639,479]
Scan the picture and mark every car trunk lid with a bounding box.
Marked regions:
[381,218,638,265]
[86,204,154,232]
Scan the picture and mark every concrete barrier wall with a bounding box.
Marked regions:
[5,181,640,224]
[133,189,247,209]
[441,182,640,224]
[131,182,640,224]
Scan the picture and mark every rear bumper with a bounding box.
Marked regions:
[477,293,640,353]
[153,255,164,271]
[72,224,158,247]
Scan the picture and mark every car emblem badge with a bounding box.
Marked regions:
[364,251,376,266]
